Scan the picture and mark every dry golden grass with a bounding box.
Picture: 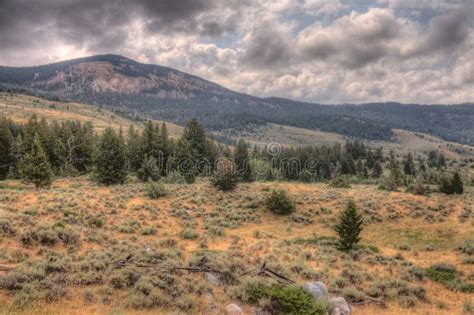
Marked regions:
[0,93,183,136]
[0,177,472,314]
[217,123,474,159]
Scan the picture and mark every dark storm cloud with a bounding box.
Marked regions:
[403,9,473,57]
[0,0,245,53]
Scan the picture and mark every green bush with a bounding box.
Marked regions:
[265,189,295,215]
[147,182,167,199]
[211,171,238,191]
[426,264,458,283]
[245,282,328,315]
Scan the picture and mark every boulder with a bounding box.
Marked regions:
[330,297,351,315]
[303,281,328,299]
[226,303,243,315]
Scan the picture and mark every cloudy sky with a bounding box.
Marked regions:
[0,0,473,104]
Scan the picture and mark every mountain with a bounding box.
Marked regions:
[1,54,474,145]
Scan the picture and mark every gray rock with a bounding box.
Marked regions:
[303,281,328,299]
[330,297,351,315]
[226,303,243,315]
[251,307,271,315]
[204,272,221,286]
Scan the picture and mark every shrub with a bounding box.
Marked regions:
[147,182,167,199]
[245,282,329,315]
[457,239,474,255]
[265,190,295,215]
[161,171,187,184]
[211,171,238,191]
[0,219,16,236]
[87,216,105,228]
[180,229,199,240]
[426,263,458,284]
[329,177,351,188]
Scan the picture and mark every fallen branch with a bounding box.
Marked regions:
[238,263,295,285]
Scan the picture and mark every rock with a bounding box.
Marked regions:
[204,272,221,286]
[226,303,243,315]
[207,304,220,314]
[303,281,328,299]
[330,297,351,315]
[251,307,271,315]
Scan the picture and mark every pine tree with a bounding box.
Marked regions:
[372,162,383,178]
[183,118,208,162]
[451,171,463,195]
[94,128,127,185]
[137,155,160,182]
[366,150,375,169]
[168,138,196,183]
[141,121,161,159]
[438,154,446,169]
[439,176,453,195]
[159,122,170,175]
[126,125,142,171]
[334,200,363,251]
[19,133,53,188]
[0,124,14,179]
[234,139,253,182]
[403,153,416,175]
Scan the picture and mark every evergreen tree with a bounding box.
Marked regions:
[438,154,446,169]
[126,125,142,171]
[169,138,196,183]
[439,176,453,195]
[334,200,363,251]
[159,122,170,175]
[366,150,375,169]
[372,162,383,178]
[234,139,253,182]
[403,153,416,175]
[183,118,208,163]
[388,151,403,185]
[137,155,160,182]
[451,171,463,194]
[340,153,356,175]
[141,121,161,159]
[0,124,14,179]
[94,128,127,185]
[19,133,53,188]
[356,159,364,176]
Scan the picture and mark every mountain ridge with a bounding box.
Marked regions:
[1,54,473,145]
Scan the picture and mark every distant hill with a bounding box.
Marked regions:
[0,92,183,136]
[1,54,473,145]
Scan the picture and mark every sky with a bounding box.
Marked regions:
[0,0,473,104]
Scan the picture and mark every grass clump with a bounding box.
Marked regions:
[265,189,295,215]
[180,229,199,240]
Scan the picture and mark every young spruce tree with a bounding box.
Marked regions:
[234,139,253,182]
[451,171,463,195]
[0,124,14,179]
[334,200,363,251]
[95,127,127,185]
[19,133,53,188]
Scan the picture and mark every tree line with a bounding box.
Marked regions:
[0,115,465,194]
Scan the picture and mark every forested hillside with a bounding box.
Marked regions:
[1,55,473,145]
